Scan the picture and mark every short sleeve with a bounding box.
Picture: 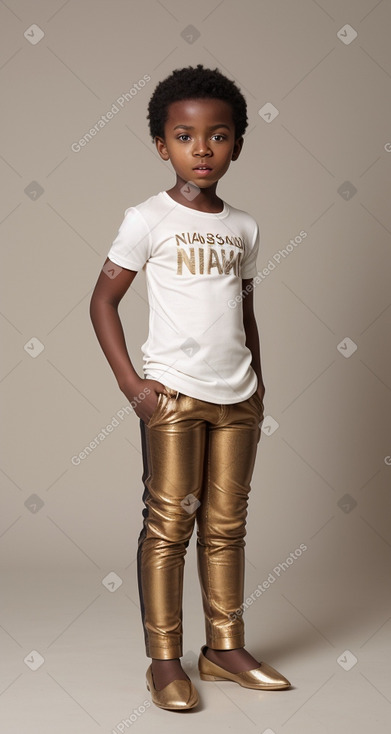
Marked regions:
[241,221,260,279]
[106,207,151,271]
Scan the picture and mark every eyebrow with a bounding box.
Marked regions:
[172,123,231,131]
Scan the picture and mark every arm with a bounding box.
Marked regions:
[89,258,166,422]
[241,278,265,402]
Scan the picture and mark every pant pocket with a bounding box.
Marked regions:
[146,391,165,427]
[249,390,264,416]
[163,385,180,399]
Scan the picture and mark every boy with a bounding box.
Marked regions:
[90,64,291,710]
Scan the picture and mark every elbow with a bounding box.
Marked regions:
[89,298,97,329]
[89,288,102,325]
[89,290,97,319]
[89,290,117,324]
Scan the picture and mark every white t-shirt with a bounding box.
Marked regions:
[107,190,260,404]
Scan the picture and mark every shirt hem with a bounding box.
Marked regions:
[143,369,258,405]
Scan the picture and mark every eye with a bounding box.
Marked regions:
[212,134,226,141]
[177,134,191,141]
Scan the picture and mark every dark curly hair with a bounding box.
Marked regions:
[147,63,248,143]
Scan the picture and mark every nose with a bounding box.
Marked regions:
[193,137,212,156]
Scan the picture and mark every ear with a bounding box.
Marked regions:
[231,136,244,161]
[154,136,170,161]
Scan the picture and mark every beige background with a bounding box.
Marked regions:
[1,1,391,732]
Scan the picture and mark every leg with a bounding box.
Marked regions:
[137,390,206,688]
[196,394,262,671]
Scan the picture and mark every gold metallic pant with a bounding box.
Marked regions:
[136,385,264,659]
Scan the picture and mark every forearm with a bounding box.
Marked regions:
[89,298,141,391]
[244,314,265,390]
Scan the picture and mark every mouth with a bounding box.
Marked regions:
[193,165,213,176]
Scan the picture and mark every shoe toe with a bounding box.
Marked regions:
[239,661,291,689]
[198,648,291,690]
[146,666,199,710]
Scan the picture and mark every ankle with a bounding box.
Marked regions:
[205,646,243,654]
[152,658,181,666]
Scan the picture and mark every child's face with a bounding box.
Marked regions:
[155,98,243,189]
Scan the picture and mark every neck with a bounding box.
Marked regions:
[166,180,223,213]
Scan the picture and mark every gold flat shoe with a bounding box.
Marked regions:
[146,665,199,710]
[198,645,291,690]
